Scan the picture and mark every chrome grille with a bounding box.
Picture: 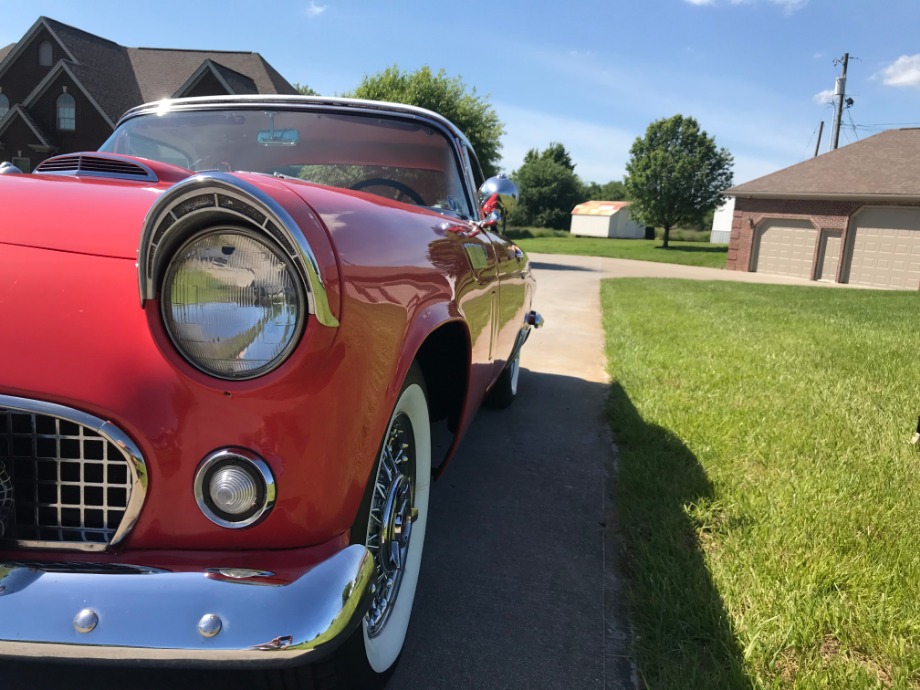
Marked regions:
[0,396,146,551]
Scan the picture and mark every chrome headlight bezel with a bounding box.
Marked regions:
[160,226,307,380]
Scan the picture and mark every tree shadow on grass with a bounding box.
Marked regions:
[608,382,752,689]
[654,245,728,254]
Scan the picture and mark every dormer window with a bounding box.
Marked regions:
[0,94,9,118]
[57,93,75,130]
[38,40,53,67]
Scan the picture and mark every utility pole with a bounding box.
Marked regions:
[814,121,824,157]
[831,53,849,150]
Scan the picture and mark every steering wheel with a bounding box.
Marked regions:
[350,178,425,205]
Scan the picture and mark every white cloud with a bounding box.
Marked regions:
[306,1,327,17]
[876,54,920,88]
[684,0,807,11]
[770,0,807,14]
[813,89,835,105]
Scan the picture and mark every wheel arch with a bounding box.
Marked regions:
[412,319,470,437]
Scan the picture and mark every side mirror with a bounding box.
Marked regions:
[478,174,519,229]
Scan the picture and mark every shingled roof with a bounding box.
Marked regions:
[43,18,142,125]
[726,128,920,201]
[128,48,296,102]
[1,17,294,124]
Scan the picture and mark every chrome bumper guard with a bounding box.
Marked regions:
[0,544,374,667]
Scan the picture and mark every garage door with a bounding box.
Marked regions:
[752,219,817,279]
[847,208,920,289]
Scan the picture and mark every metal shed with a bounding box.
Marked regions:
[570,201,645,239]
[710,197,734,243]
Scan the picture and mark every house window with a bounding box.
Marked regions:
[38,40,53,66]
[57,93,75,131]
[0,94,9,118]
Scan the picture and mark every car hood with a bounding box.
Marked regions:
[0,174,168,260]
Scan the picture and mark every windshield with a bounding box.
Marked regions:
[100,107,473,217]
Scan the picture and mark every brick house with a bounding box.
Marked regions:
[725,128,920,290]
[0,16,295,172]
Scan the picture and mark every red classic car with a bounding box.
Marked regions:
[0,96,541,687]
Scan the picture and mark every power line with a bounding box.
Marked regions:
[845,107,860,142]
[852,122,920,130]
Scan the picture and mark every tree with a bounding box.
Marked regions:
[347,66,505,178]
[581,179,627,202]
[508,143,582,230]
[624,115,733,248]
[292,82,319,96]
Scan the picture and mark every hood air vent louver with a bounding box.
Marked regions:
[35,154,158,183]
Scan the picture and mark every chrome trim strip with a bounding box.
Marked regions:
[118,95,475,153]
[138,172,339,328]
[0,395,147,552]
[0,545,374,666]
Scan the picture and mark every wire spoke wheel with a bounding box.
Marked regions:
[356,365,431,677]
[365,413,417,636]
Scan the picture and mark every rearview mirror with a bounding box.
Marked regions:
[257,129,300,146]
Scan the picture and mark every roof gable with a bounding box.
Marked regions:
[20,61,116,129]
[0,17,77,81]
[128,48,295,102]
[173,59,258,98]
[727,128,920,200]
[0,104,54,147]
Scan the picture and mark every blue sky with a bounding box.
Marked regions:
[2,0,920,185]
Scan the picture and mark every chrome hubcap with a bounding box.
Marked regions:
[366,414,415,637]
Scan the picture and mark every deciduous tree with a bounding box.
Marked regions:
[348,66,504,178]
[581,179,627,202]
[509,143,582,230]
[624,115,733,248]
[293,82,319,96]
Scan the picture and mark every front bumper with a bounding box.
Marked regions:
[0,544,373,667]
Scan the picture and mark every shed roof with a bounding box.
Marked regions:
[726,128,920,201]
[572,200,630,216]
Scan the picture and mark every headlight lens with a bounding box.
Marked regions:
[162,228,305,379]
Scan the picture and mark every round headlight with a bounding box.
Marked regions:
[162,228,305,379]
[194,448,276,528]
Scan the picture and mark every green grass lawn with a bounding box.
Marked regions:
[515,236,728,268]
[602,279,920,689]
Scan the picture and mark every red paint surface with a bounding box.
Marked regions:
[0,165,535,556]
